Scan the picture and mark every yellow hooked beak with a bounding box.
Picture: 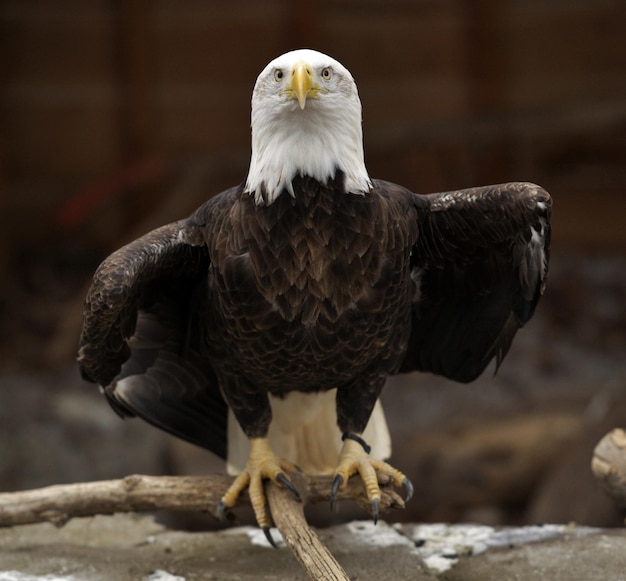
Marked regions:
[289,62,325,109]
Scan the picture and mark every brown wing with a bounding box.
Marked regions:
[399,181,551,382]
[78,218,229,458]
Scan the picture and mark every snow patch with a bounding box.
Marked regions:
[404,523,495,572]
[403,523,598,574]
[345,521,414,549]
[143,570,186,581]
[246,527,286,548]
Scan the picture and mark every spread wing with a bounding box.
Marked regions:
[399,181,551,382]
[78,219,228,458]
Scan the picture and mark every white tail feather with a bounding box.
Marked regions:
[226,390,391,475]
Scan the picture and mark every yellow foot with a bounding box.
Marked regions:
[330,432,413,523]
[217,437,300,545]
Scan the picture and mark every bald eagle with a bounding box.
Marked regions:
[78,49,551,538]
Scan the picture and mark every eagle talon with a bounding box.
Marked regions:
[262,526,279,549]
[218,438,301,533]
[371,497,379,525]
[276,472,301,501]
[332,436,411,522]
[330,473,344,511]
[217,499,229,523]
[403,477,414,503]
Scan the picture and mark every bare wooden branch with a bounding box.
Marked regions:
[591,428,626,507]
[0,473,405,581]
[0,473,403,528]
[266,473,351,581]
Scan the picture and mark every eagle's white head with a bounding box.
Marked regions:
[244,49,372,205]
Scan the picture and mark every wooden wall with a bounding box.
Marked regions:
[2,0,626,254]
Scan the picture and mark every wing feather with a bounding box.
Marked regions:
[400,182,551,382]
[78,218,229,458]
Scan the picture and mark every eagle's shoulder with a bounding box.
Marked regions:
[370,178,425,222]
[371,178,421,206]
[188,184,243,227]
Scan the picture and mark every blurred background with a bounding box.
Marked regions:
[1,1,625,529]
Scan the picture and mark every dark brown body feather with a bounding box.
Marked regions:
[78,178,551,457]
[197,175,418,437]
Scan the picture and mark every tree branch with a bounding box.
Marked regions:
[266,473,351,581]
[0,473,405,580]
[0,472,404,528]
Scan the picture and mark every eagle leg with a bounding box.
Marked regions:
[218,437,301,534]
[330,433,413,523]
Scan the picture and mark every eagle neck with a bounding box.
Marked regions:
[244,99,371,206]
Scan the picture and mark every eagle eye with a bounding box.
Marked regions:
[321,67,332,81]
[273,69,284,82]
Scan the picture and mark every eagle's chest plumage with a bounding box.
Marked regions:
[205,180,414,394]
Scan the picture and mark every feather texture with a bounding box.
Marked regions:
[78,50,551,474]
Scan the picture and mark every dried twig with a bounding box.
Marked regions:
[591,428,626,507]
[0,474,230,528]
[0,473,403,529]
[266,473,351,581]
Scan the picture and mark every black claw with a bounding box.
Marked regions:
[276,472,301,501]
[262,526,278,549]
[371,498,379,525]
[403,477,414,503]
[217,499,229,523]
[330,474,343,512]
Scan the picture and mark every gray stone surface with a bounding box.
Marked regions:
[441,531,626,581]
[0,514,624,580]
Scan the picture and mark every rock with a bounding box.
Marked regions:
[1,514,625,580]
